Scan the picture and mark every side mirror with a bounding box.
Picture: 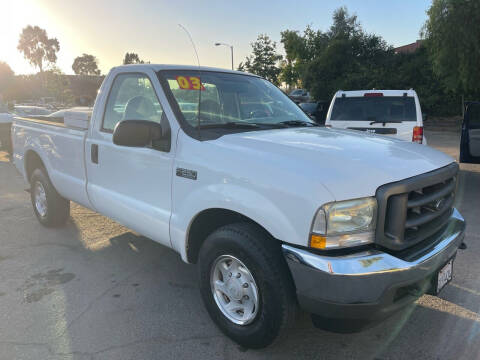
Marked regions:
[113,120,164,147]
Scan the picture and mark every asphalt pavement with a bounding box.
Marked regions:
[0,131,478,360]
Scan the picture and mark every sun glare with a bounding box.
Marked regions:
[1,0,56,74]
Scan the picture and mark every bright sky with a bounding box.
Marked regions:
[1,0,431,75]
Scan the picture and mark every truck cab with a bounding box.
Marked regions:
[325,89,426,144]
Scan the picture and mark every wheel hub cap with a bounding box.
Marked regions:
[34,182,47,217]
[226,279,243,301]
[210,255,259,325]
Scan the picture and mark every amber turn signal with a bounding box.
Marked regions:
[310,234,326,249]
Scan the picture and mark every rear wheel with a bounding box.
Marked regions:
[198,223,297,349]
[30,168,70,227]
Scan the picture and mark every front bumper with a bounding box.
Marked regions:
[282,208,465,325]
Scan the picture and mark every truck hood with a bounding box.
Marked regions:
[214,127,455,200]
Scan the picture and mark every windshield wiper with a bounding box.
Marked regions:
[198,122,260,129]
[198,120,318,130]
[278,120,318,127]
[369,120,403,125]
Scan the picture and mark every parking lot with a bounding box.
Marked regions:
[0,131,479,360]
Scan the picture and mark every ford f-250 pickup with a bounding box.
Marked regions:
[11,64,466,348]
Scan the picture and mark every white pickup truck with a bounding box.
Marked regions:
[12,64,465,348]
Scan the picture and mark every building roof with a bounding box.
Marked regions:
[394,40,424,54]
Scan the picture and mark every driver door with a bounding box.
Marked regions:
[85,71,173,247]
[460,102,480,163]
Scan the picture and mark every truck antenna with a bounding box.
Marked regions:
[178,24,200,67]
[178,24,203,138]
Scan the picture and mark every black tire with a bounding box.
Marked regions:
[198,222,297,349]
[30,168,70,227]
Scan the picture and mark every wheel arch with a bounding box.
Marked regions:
[185,208,275,264]
[24,150,47,183]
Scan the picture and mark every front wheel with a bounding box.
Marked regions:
[198,223,297,349]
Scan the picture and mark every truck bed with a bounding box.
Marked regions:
[12,116,91,208]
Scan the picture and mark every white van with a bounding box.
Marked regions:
[325,89,426,144]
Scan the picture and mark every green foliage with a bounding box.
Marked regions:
[279,30,304,87]
[281,7,393,100]
[17,25,60,73]
[274,6,464,115]
[329,6,361,39]
[238,34,283,85]
[423,0,480,95]
[43,66,73,104]
[72,54,101,75]
[3,72,102,106]
[123,52,146,65]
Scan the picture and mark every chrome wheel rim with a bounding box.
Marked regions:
[34,182,47,217]
[210,255,259,325]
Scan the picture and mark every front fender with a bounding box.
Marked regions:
[170,182,320,262]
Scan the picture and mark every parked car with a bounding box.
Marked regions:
[289,88,310,103]
[12,64,465,348]
[13,105,52,117]
[299,101,329,124]
[460,101,480,163]
[0,106,13,153]
[325,89,426,144]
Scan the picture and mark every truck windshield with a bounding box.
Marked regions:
[158,70,315,132]
[331,96,417,122]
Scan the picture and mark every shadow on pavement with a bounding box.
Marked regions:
[0,148,479,359]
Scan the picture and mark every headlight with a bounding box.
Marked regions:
[310,197,377,250]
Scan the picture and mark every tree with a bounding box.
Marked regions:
[279,7,394,100]
[0,61,14,94]
[423,0,480,94]
[301,8,375,99]
[43,66,73,104]
[238,34,283,84]
[123,52,145,65]
[328,6,361,39]
[280,27,329,88]
[72,54,101,75]
[17,25,60,73]
[279,30,304,88]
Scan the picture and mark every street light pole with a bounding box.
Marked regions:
[215,42,234,70]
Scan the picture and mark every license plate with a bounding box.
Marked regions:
[435,259,453,294]
[347,127,397,134]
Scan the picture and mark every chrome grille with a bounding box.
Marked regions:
[375,163,458,251]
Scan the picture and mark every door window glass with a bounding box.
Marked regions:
[103,73,164,132]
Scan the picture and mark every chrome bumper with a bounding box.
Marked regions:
[282,208,465,319]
